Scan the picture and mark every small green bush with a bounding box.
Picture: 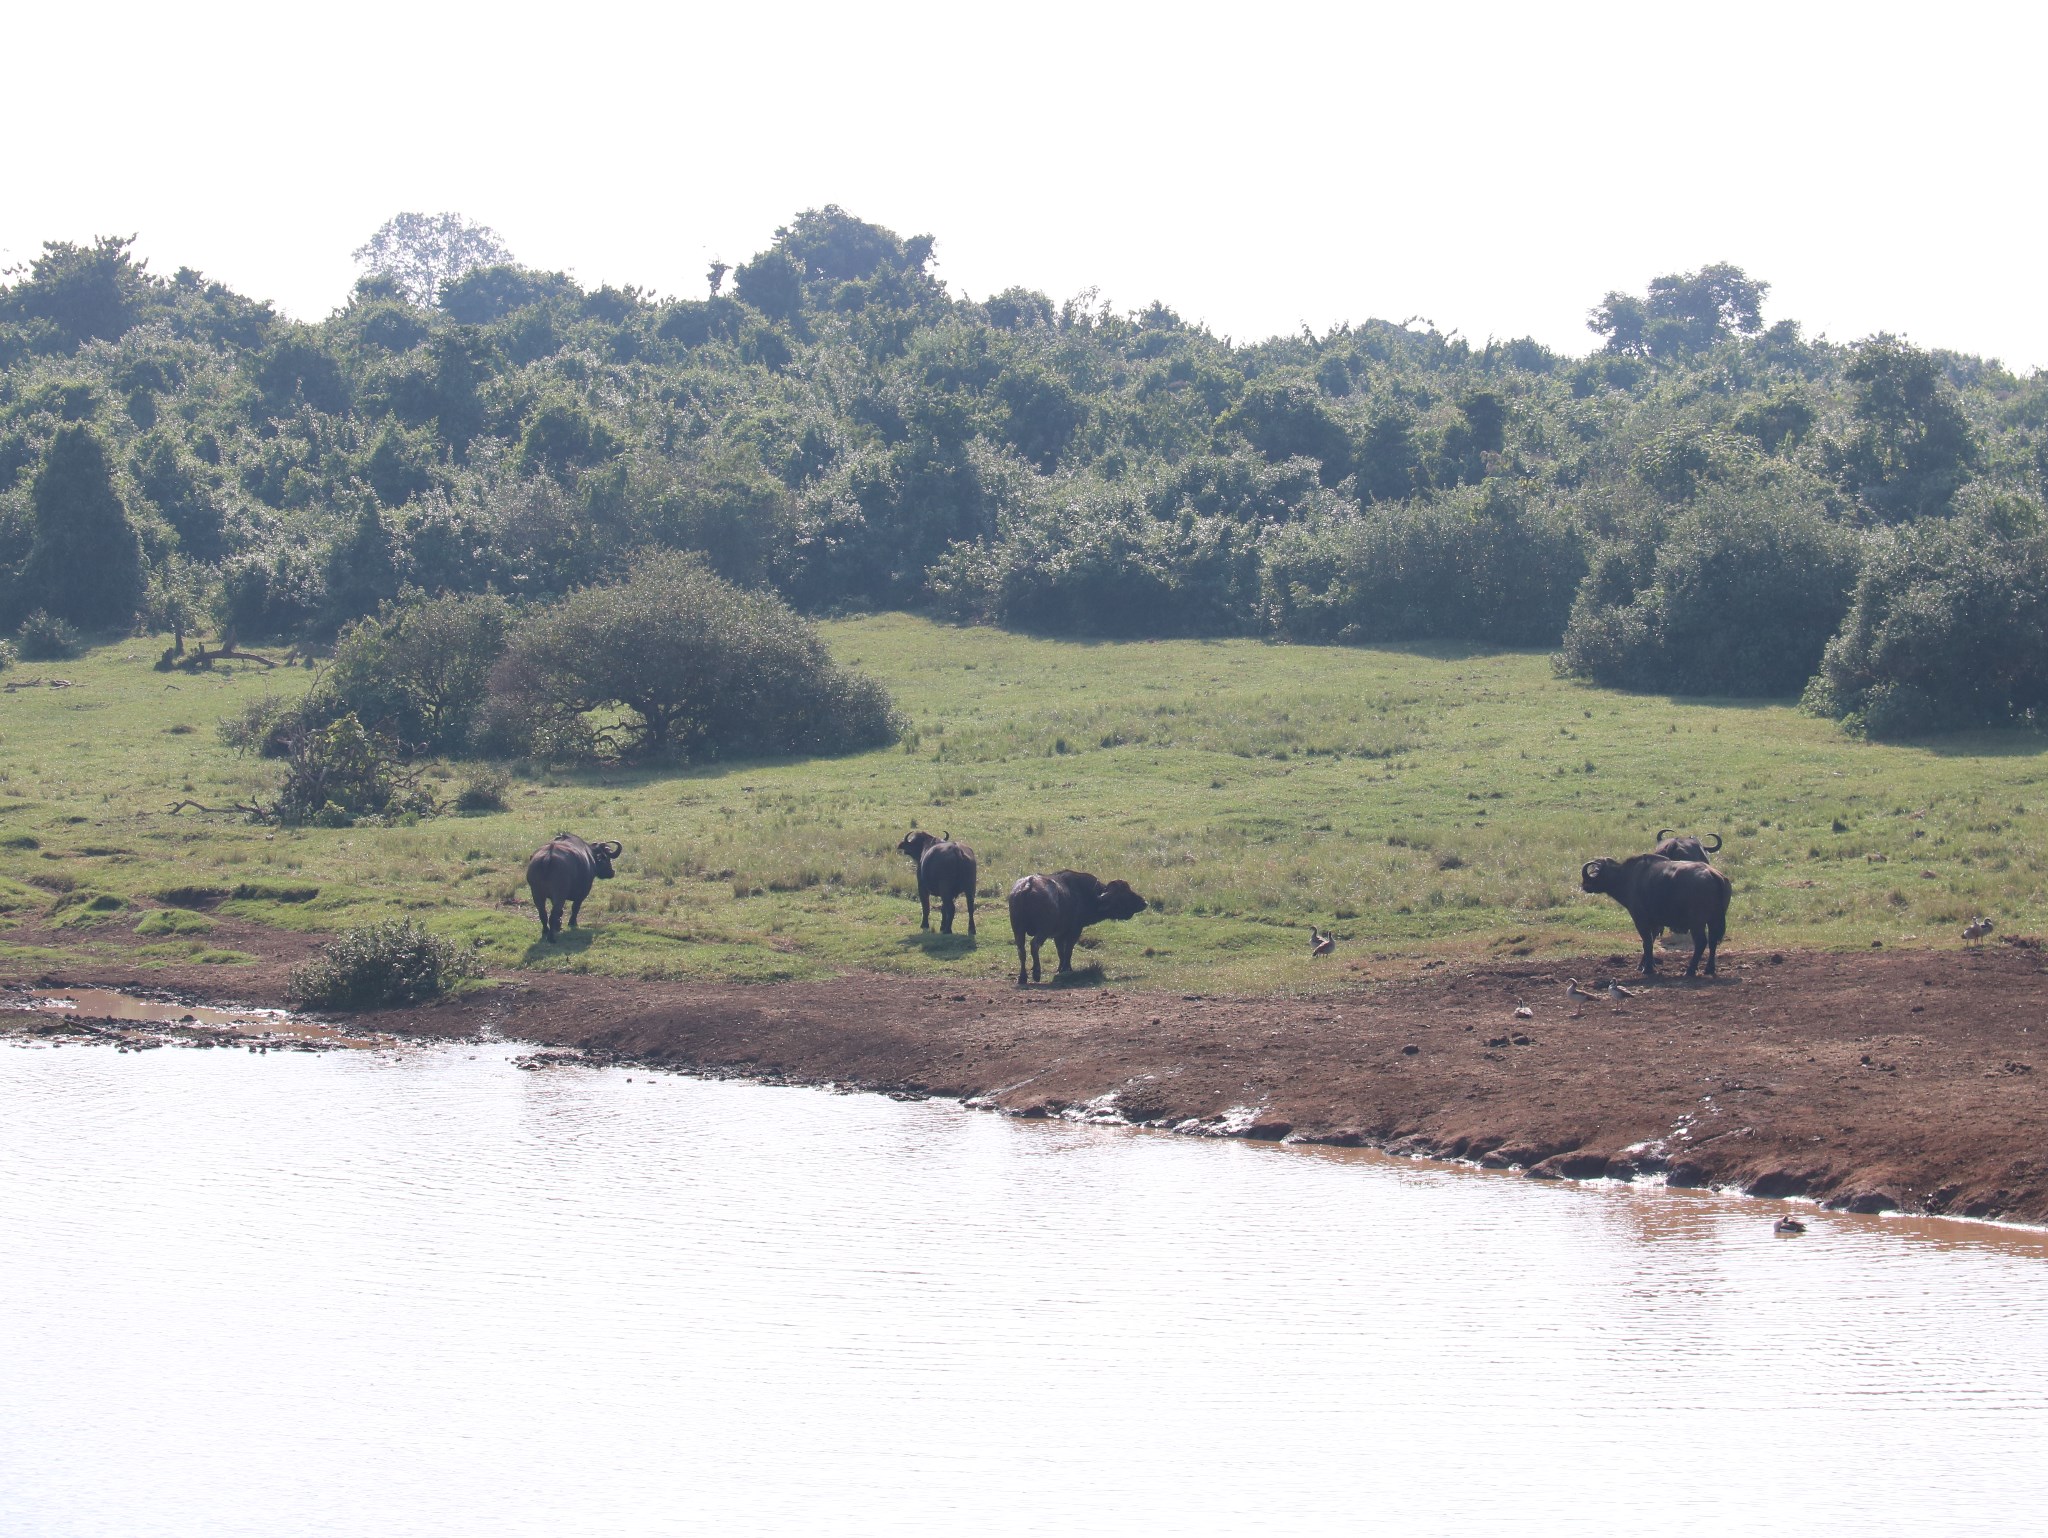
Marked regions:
[272,714,436,826]
[284,920,473,1011]
[454,765,510,812]
[16,610,81,661]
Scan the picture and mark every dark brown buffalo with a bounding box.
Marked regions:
[1653,828,1724,863]
[1581,853,1731,977]
[897,829,978,935]
[526,833,622,942]
[1008,870,1148,985]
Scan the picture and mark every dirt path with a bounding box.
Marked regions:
[10,922,2048,1223]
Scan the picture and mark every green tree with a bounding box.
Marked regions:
[734,250,803,322]
[2,235,155,349]
[1806,491,2047,736]
[352,213,513,307]
[25,424,145,629]
[1836,335,1980,521]
[317,591,510,750]
[1589,263,1770,359]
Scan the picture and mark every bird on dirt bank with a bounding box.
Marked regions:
[1513,1004,1533,1020]
[1774,1216,1806,1235]
[1963,916,1994,947]
[1606,980,1638,1001]
[1309,926,1335,957]
[1565,979,1597,1003]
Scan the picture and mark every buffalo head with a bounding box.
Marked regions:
[1094,879,1149,921]
[592,840,622,878]
[1581,858,1623,895]
[898,829,941,860]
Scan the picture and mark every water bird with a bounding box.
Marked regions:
[1513,1004,1533,1020]
[1963,916,1994,947]
[1565,979,1597,1003]
[1607,980,1638,1001]
[1774,1216,1806,1235]
[1309,926,1335,957]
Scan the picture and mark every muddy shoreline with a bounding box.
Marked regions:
[8,919,2048,1223]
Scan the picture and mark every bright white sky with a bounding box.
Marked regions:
[7,0,2043,368]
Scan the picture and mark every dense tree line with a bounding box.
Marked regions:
[2,210,2044,742]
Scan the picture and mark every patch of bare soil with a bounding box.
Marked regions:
[12,921,2048,1223]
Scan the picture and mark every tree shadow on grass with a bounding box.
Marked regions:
[900,931,978,960]
[523,927,596,965]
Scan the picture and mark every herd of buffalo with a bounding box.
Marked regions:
[525,824,1734,986]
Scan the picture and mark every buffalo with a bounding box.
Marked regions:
[526,833,623,942]
[1581,854,1731,977]
[1653,828,1724,863]
[897,829,978,935]
[1008,870,1148,985]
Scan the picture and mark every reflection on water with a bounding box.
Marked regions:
[2,1043,2043,1537]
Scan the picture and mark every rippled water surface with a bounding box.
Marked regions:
[4,1042,2045,1537]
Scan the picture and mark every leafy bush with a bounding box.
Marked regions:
[1556,487,1858,695]
[217,693,307,757]
[313,590,509,751]
[930,498,1268,637]
[494,551,900,760]
[284,920,473,1011]
[272,713,436,826]
[16,609,80,660]
[453,764,509,812]
[1804,494,2048,736]
[1261,485,1585,646]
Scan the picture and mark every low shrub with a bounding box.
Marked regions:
[272,714,437,827]
[284,920,474,1011]
[216,694,306,758]
[16,610,81,661]
[454,765,510,812]
[497,551,902,760]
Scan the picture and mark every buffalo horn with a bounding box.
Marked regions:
[1704,832,1723,853]
[597,840,624,858]
[1582,860,1600,881]
[1656,829,1675,841]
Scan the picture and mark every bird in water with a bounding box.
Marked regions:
[1774,1216,1806,1236]
[1309,926,1335,957]
[1963,915,1994,947]
[1607,980,1639,1001]
[1566,979,1597,1003]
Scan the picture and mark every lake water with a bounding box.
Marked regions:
[4,1040,2045,1537]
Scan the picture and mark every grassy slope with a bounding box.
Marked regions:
[0,615,2042,994]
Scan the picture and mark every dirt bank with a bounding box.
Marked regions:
[10,920,2048,1223]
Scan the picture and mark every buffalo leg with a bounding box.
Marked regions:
[966,891,976,936]
[1013,920,1031,985]
[1054,932,1077,974]
[533,894,551,942]
[568,897,583,931]
[1030,935,1046,982]
[920,887,932,930]
[939,894,956,934]
[1637,922,1658,976]
[1686,927,1707,978]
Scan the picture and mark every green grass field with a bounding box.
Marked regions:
[0,614,2042,993]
